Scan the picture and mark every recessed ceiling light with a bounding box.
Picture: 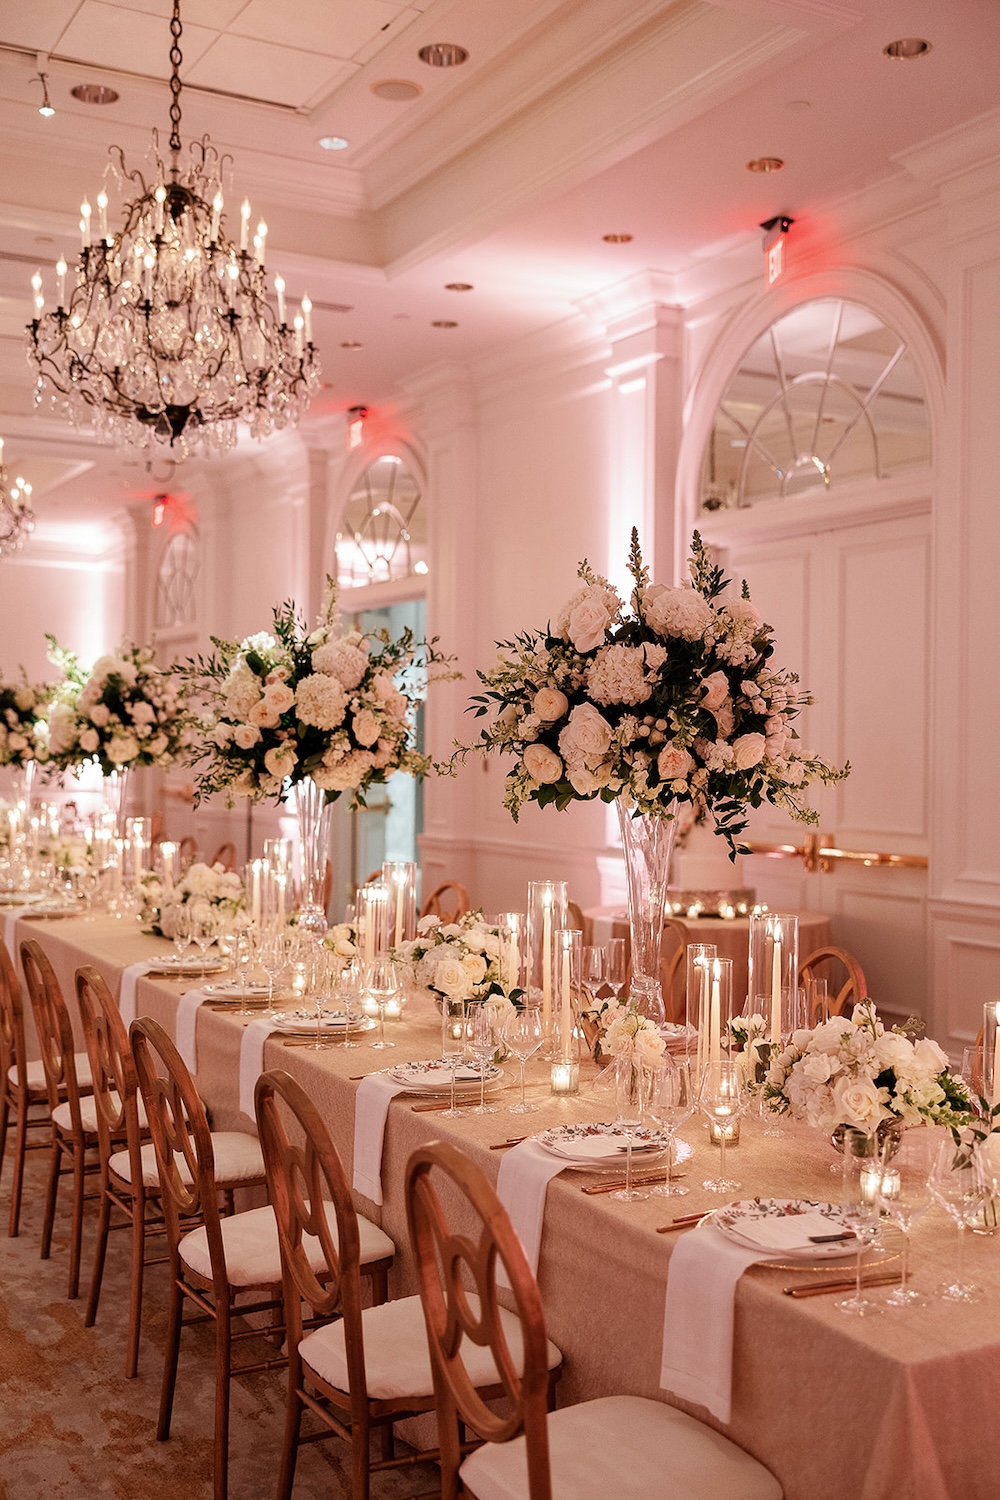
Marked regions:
[785,99,811,113]
[340,340,363,350]
[602,233,633,243]
[371,79,422,102]
[444,282,473,292]
[746,157,784,173]
[883,37,932,59]
[432,320,458,328]
[317,135,349,151]
[418,43,469,68]
[70,82,119,105]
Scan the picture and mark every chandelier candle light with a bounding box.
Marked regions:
[26,0,319,455]
[0,439,34,558]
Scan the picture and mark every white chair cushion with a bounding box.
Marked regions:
[108,1129,265,1189]
[459,1393,783,1500]
[17,1052,93,1092]
[179,1201,395,1289]
[53,1092,147,1135]
[300,1293,561,1404]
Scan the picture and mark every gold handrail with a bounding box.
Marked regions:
[744,831,927,874]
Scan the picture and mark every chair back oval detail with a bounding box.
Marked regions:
[419,881,470,922]
[798,945,867,1021]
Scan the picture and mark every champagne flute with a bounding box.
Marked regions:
[927,1138,987,1302]
[440,996,468,1117]
[876,1128,934,1307]
[504,1005,545,1114]
[645,1055,695,1196]
[366,958,400,1049]
[699,1059,748,1193]
[604,938,627,1003]
[309,946,334,1050]
[466,1003,500,1115]
[610,1059,654,1202]
[836,1127,883,1316]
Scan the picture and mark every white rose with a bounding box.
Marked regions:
[79,727,100,754]
[213,722,233,749]
[263,743,297,779]
[732,732,766,770]
[558,702,613,766]
[832,1075,883,1131]
[911,1038,948,1078]
[233,723,261,750]
[262,682,295,716]
[89,703,111,727]
[557,581,621,654]
[522,743,563,784]
[701,671,730,712]
[461,954,488,987]
[656,744,694,781]
[434,955,471,999]
[532,687,569,722]
[724,598,763,633]
[352,708,382,746]
[248,698,281,729]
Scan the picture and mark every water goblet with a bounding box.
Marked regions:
[337,960,364,1048]
[609,1059,654,1202]
[191,905,219,960]
[366,958,401,1049]
[581,946,604,1008]
[466,1003,500,1115]
[440,996,468,1117]
[604,938,627,1002]
[645,1055,695,1196]
[258,926,291,1016]
[876,1129,934,1308]
[927,1138,988,1302]
[835,1127,883,1317]
[233,926,258,1016]
[171,905,193,962]
[504,1005,545,1114]
[698,1059,748,1193]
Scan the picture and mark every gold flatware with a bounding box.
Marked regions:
[782,1271,900,1299]
[656,1212,706,1232]
[582,1171,684,1196]
[489,1137,528,1150]
[410,1100,461,1113]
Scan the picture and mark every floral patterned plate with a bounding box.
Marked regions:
[270,1011,373,1035]
[706,1198,861,1260]
[388,1059,503,1094]
[146,955,229,976]
[534,1121,669,1170]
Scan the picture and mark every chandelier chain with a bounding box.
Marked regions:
[168,1,183,160]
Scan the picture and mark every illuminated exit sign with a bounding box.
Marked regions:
[761,216,793,287]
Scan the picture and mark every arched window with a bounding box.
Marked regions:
[699,298,931,512]
[155,528,199,629]
[335,455,425,588]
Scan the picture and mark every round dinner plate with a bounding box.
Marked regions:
[534,1121,669,1171]
[270,1010,373,1036]
[21,904,82,920]
[388,1059,503,1095]
[0,891,50,907]
[146,955,229,977]
[706,1197,861,1261]
[202,980,272,999]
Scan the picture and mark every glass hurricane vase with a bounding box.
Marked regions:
[290,776,334,938]
[616,796,678,1026]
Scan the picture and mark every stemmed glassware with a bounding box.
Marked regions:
[610,1059,654,1202]
[233,927,257,1016]
[258,926,291,1017]
[698,1059,748,1194]
[581,946,604,1008]
[645,1056,695,1196]
[604,938,627,1004]
[466,1003,500,1115]
[440,996,468,1118]
[191,906,219,962]
[308,946,334,1050]
[875,1129,934,1307]
[835,1127,883,1317]
[366,958,401,1049]
[171,905,193,963]
[927,1138,988,1302]
[504,1005,545,1114]
[337,960,363,1048]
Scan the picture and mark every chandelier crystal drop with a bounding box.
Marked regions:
[25,1,320,456]
[0,438,34,558]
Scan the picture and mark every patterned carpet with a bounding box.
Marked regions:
[0,1151,440,1500]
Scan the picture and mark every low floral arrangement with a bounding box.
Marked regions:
[44,638,188,773]
[762,1001,971,1133]
[599,1003,667,1068]
[392,911,521,1007]
[139,860,246,937]
[185,579,453,804]
[466,530,846,852]
[324,920,360,962]
[0,673,50,766]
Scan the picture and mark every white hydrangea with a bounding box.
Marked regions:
[296,672,347,730]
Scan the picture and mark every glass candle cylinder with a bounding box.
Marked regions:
[550,927,581,1094]
[155,840,180,893]
[983,1001,1000,1110]
[496,911,526,992]
[357,882,389,967]
[748,912,800,1047]
[526,880,567,1046]
[382,860,417,949]
[685,943,718,1071]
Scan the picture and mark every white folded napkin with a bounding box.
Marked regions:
[352,1074,407,1205]
[496,1140,567,1284]
[174,988,209,1072]
[3,909,30,964]
[118,960,155,1024]
[238,1017,279,1118]
[659,1225,764,1424]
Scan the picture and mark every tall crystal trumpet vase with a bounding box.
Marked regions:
[616,797,678,1026]
[291,777,333,938]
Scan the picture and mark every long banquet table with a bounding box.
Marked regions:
[8,909,1000,1500]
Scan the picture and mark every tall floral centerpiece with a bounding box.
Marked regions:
[186,580,451,933]
[468,530,846,1023]
[44,639,189,832]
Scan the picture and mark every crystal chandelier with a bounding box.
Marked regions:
[26,0,320,456]
[0,439,34,558]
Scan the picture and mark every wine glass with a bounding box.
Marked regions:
[581,946,604,1008]
[191,905,219,961]
[604,938,627,1003]
[171,905,193,963]
[645,1056,695,1197]
[337,960,364,1048]
[440,996,468,1117]
[960,1046,984,1101]
[609,1059,654,1202]
[835,1127,883,1317]
[366,958,401,1049]
[466,1003,500,1115]
[806,976,830,1026]
[927,1138,988,1302]
[233,926,257,1016]
[876,1128,934,1307]
[504,1005,545,1114]
[258,926,290,1016]
[698,1059,748,1193]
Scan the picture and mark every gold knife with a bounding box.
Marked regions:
[783,1271,900,1298]
[582,1172,684,1195]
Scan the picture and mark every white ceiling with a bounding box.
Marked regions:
[0,0,997,524]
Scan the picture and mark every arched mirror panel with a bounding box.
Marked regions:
[335,454,425,588]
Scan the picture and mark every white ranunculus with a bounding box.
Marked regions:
[532,686,569,722]
[522,743,563,784]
